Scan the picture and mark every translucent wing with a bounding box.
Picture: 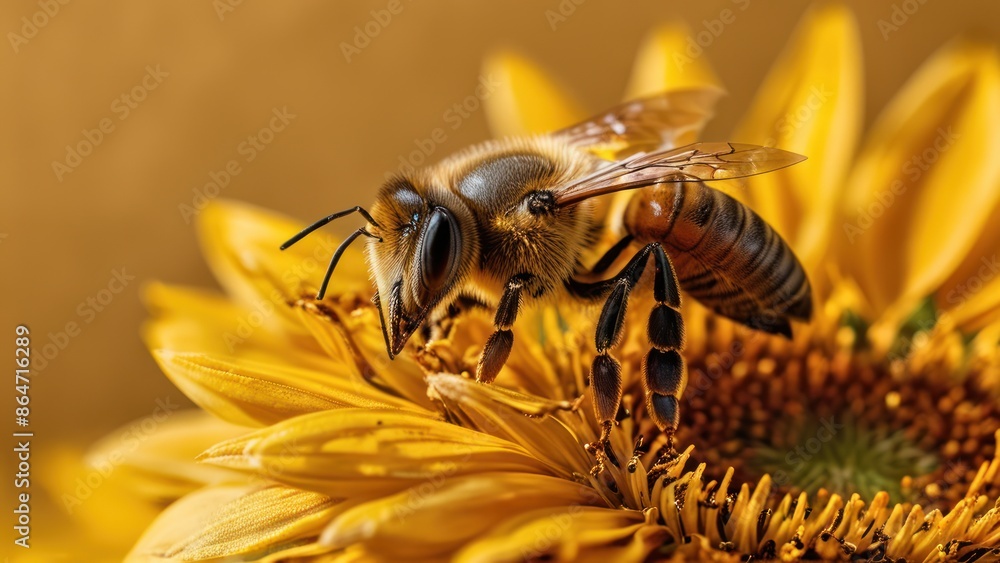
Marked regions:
[552,142,806,207]
[553,87,724,160]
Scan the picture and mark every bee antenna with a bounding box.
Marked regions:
[316,228,381,300]
[279,206,380,250]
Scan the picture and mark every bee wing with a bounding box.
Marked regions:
[553,87,724,159]
[552,142,806,207]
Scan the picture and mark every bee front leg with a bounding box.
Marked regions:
[476,274,533,384]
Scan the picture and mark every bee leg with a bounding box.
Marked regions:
[476,274,533,384]
[643,245,685,457]
[583,246,655,469]
[589,234,635,276]
[569,243,685,466]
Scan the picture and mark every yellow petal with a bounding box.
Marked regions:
[37,446,165,556]
[152,350,418,427]
[482,51,589,137]
[321,473,603,560]
[200,408,549,497]
[427,372,593,478]
[457,506,667,563]
[143,281,335,372]
[935,191,1000,331]
[733,3,862,295]
[843,41,1000,322]
[83,410,248,501]
[36,413,249,558]
[197,199,369,327]
[127,484,339,561]
[624,21,721,99]
[295,300,437,411]
[946,286,1000,333]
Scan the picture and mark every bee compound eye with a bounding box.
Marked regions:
[419,207,460,291]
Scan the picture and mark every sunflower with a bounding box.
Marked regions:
[71,4,1000,562]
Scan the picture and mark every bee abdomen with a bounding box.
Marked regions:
[624,181,812,331]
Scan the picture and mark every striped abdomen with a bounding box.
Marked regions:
[623,181,812,336]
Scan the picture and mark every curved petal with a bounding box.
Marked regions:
[934,187,1000,331]
[624,21,721,99]
[295,300,437,411]
[151,350,419,427]
[945,285,1000,333]
[320,473,604,560]
[842,41,1000,329]
[38,447,167,556]
[456,506,667,563]
[197,200,369,328]
[482,50,589,137]
[427,373,592,479]
[83,410,248,501]
[143,281,335,372]
[37,413,249,558]
[199,408,550,497]
[733,3,863,292]
[126,484,339,561]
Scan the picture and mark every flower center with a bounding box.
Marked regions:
[746,415,939,501]
[668,328,999,509]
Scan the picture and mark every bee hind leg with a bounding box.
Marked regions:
[476,274,533,384]
[643,245,686,459]
[570,243,682,469]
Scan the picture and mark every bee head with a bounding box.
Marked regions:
[368,176,479,358]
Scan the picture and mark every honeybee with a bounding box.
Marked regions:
[281,87,812,456]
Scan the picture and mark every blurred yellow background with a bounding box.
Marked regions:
[1,0,998,556]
